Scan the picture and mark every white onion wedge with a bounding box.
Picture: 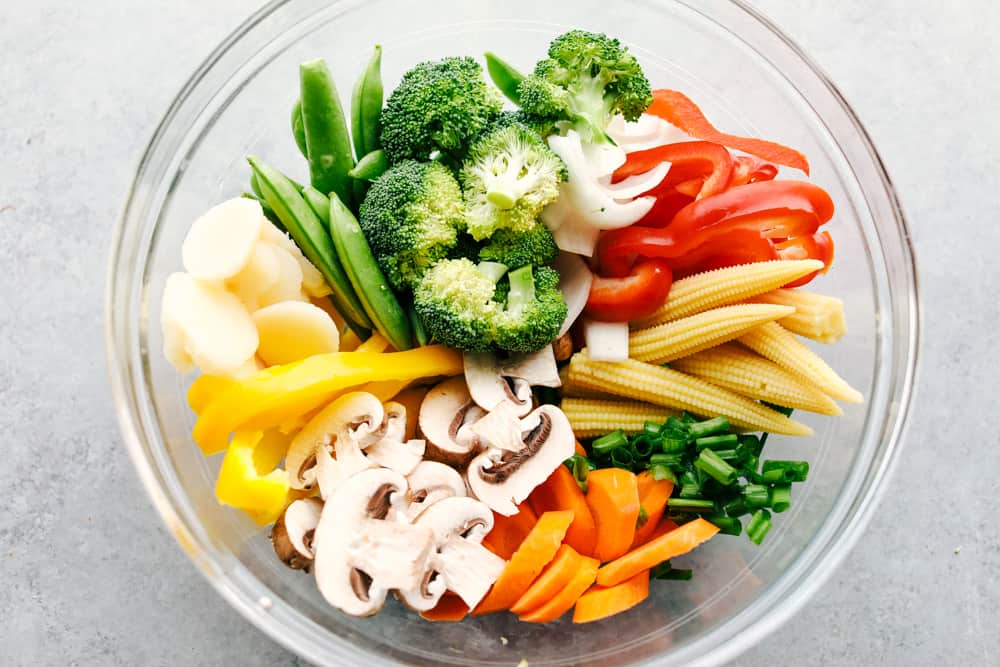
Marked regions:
[554,253,594,336]
[182,198,264,281]
[582,319,630,362]
[252,301,340,366]
[600,161,670,200]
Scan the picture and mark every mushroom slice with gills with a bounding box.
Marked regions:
[463,352,533,416]
[502,347,562,389]
[399,497,505,611]
[313,468,436,617]
[285,392,385,492]
[271,497,323,571]
[401,461,467,522]
[419,376,487,466]
[469,400,526,453]
[466,405,576,516]
[364,402,425,476]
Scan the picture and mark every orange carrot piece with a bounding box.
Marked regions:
[518,555,600,623]
[482,503,538,560]
[631,472,675,548]
[597,518,719,587]
[573,570,650,624]
[575,440,587,456]
[528,466,598,557]
[586,469,641,563]
[510,544,581,615]
[635,517,680,548]
[420,593,469,622]
[474,510,575,615]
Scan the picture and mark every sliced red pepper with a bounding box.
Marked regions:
[668,229,779,278]
[584,259,673,322]
[647,89,810,174]
[637,188,694,228]
[729,156,779,188]
[598,180,833,277]
[774,230,835,287]
[612,141,734,200]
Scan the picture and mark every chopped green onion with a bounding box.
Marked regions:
[667,498,715,512]
[694,434,739,451]
[630,435,657,459]
[650,452,683,468]
[738,434,764,456]
[644,421,663,437]
[680,412,699,425]
[657,566,693,581]
[761,460,810,483]
[705,515,742,536]
[770,484,792,513]
[648,464,677,483]
[724,497,749,517]
[636,506,649,528]
[713,449,740,462]
[694,449,738,486]
[742,484,771,508]
[564,454,593,493]
[664,416,690,432]
[688,416,730,439]
[592,429,628,454]
[747,509,773,545]
[661,434,689,453]
[762,402,795,416]
[610,446,635,468]
[649,560,673,579]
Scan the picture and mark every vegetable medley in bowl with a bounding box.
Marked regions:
[161,29,861,626]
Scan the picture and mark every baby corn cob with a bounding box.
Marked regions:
[749,288,847,343]
[670,343,842,415]
[562,398,680,439]
[635,259,823,327]
[629,304,795,364]
[567,351,813,436]
[738,322,863,403]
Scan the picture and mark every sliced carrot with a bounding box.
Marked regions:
[518,555,600,623]
[635,517,680,548]
[420,593,469,622]
[510,544,581,615]
[482,503,538,560]
[474,510,575,615]
[597,518,719,588]
[631,472,675,548]
[585,468,640,563]
[575,440,587,456]
[573,570,650,624]
[528,466,598,557]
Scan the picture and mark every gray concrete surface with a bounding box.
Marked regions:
[1,1,996,665]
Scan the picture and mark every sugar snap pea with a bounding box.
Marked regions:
[351,45,383,160]
[241,192,285,231]
[348,149,389,182]
[484,51,525,104]
[291,99,308,158]
[408,303,429,347]
[248,156,372,336]
[299,59,356,208]
[327,192,412,351]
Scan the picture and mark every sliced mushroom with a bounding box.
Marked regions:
[398,497,504,610]
[419,377,486,466]
[552,332,573,362]
[401,461,467,522]
[271,497,323,571]
[503,347,562,388]
[463,352,533,416]
[313,468,435,617]
[470,400,528,452]
[285,392,384,492]
[466,405,576,516]
[363,402,425,475]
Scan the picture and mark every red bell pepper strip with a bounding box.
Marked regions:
[598,180,833,277]
[636,188,694,228]
[647,89,810,174]
[774,230,835,287]
[584,259,673,322]
[667,229,779,278]
[612,141,734,201]
[729,156,779,188]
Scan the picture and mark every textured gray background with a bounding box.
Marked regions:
[1,0,996,665]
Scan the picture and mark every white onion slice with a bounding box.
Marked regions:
[553,253,594,336]
[582,319,629,362]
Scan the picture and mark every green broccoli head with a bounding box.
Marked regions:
[478,224,558,270]
[380,57,504,164]
[359,160,465,290]
[413,258,501,352]
[460,122,567,240]
[493,265,567,353]
[517,30,652,143]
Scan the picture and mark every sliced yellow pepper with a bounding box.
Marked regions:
[193,346,463,454]
[215,429,290,525]
[187,375,235,415]
[356,331,391,353]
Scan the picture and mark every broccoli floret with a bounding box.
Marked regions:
[479,225,558,270]
[494,265,567,353]
[359,160,465,290]
[413,259,501,352]
[447,232,483,262]
[517,30,652,144]
[380,57,504,164]
[460,122,567,240]
[492,109,558,138]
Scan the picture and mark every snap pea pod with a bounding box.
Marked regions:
[291,99,308,158]
[484,51,525,104]
[241,192,285,231]
[300,184,332,224]
[348,149,389,182]
[351,45,383,160]
[327,192,413,351]
[251,170,303,201]
[299,59,356,209]
[247,156,372,336]
[408,303,429,347]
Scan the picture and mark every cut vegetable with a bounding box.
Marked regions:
[561,398,679,439]
[419,592,469,622]
[585,468,640,562]
[582,319,629,362]
[182,198,264,281]
[634,518,680,547]
[482,503,538,560]
[528,466,598,557]
[597,518,719,587]
[252,301,341,366]
[187,375,235,415]
[631,472,674,548]
[749,288,847,343]
[226,242,283,311]
[554,253,595,337]
[510,544,580,615]
[573,570,650,624]
[518,555,599,623]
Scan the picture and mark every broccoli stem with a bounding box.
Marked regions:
[476,261,509,283]
[506,265,536,316]
[484,156,526,210]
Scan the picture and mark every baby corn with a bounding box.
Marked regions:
[562,398,679,439]
[738,322,863,403]
[635,259,823,327]
[749,288,847,343]
[670,343,842,415]
[567,351,813,436]
[630,304,795,364]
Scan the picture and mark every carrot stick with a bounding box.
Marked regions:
[420,592,469,622]
[482,503,538,560]
[585,469,640,563]
[510,544,581,615]
[572,570,650,624]
[597,518,719,587]
[528,466,598,557]
[575,440,587,456]
[474,510,575,615]
[631,472,675,548]
[518,555,600,623]
[635,517,679,548]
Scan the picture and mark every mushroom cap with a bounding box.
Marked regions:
[419,377,484,466]
[363,402,425,475]
[466,405,576,516]
[503,347,562,388]
[463,352,533,417]
[403,461,467,522]
[271,497,323,570]
[469,400,527,452]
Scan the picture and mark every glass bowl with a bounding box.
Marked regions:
[106,1,919,665]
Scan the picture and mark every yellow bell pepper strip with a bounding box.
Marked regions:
[215,430,291,525]
[194,346,463,454]
[356,331,391,353]
[339,328,363,352]
[187,375,235,415]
